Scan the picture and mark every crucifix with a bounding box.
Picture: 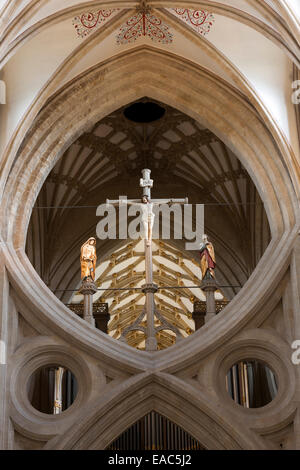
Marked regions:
[106,169,188,351]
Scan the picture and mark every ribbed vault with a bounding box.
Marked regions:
[26,98,270,308]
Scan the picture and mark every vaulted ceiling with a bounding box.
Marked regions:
[1,0,299,164]
[26,98,270,305]
[8,0,296,321]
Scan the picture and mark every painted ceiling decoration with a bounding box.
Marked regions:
[117,11,173,45]
[72,8,214,42]
[72,9,119,38]
[169,9,215,36]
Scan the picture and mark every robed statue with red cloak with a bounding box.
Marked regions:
[199,234,216,280]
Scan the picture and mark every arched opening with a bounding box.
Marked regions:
[25,98,270,349]
[2,47,296,368]
[1,7,298,451]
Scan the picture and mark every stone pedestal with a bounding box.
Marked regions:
[201,278,218,323]
[79,278,97,326]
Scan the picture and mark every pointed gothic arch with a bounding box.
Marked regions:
[44,372,266,450]
[1,46,298,375]
[106,411,205,450]
[1,47,297,249]
[1,2,299,452]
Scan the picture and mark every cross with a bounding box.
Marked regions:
[140,168,153,199]
[106,169,188,350]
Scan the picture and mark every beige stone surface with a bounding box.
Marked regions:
[0,0,299,450]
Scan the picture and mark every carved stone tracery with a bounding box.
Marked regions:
[2,48,298,450]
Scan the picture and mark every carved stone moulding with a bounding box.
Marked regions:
[79,278,98,295]
[141,282,159,293]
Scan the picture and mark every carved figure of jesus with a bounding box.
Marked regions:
[80,237,97,281]
[119,195,156,246]
[140,195,155,246]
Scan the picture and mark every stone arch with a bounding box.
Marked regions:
[1,46,298,374]
[44,372,266,450]
[1,47,297,248]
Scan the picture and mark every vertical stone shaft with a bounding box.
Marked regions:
[79,278,97,327]
[144,240,157,351]
[83,293,95,326]
[206,289,216,319]
[0,245,13,449]
[201,278,218,323]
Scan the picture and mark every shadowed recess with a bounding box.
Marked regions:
[124,101,166,123]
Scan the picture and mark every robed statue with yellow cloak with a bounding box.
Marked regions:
[199,234,216,280]
[80,237,97,281]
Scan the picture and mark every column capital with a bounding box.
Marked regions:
[141,283,158,294]
[201,278,218,292]
[79,278,97,295]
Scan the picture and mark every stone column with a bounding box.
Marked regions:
[142,281,158,351]
[143,239,158,351]
[0,244,12,449]
[79,278,97,327]
[201,278,218,323]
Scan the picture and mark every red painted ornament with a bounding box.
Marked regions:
[170,8,215,35]
[117,12,173,44]
[73,9,119,38]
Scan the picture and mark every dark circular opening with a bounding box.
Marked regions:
[124,101,165,123]
[226,360,278,408]
[28,365,78,414]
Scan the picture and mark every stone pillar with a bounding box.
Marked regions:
[143,238,158,351]
[192,301,206,330]
[0,244,14,449]
[201,278,218,323]
[79,278,97,327]
[142,281,158,351]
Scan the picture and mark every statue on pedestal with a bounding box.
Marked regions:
[80,238,97,326]
[80,237,97,281]
[199,234,216,280]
